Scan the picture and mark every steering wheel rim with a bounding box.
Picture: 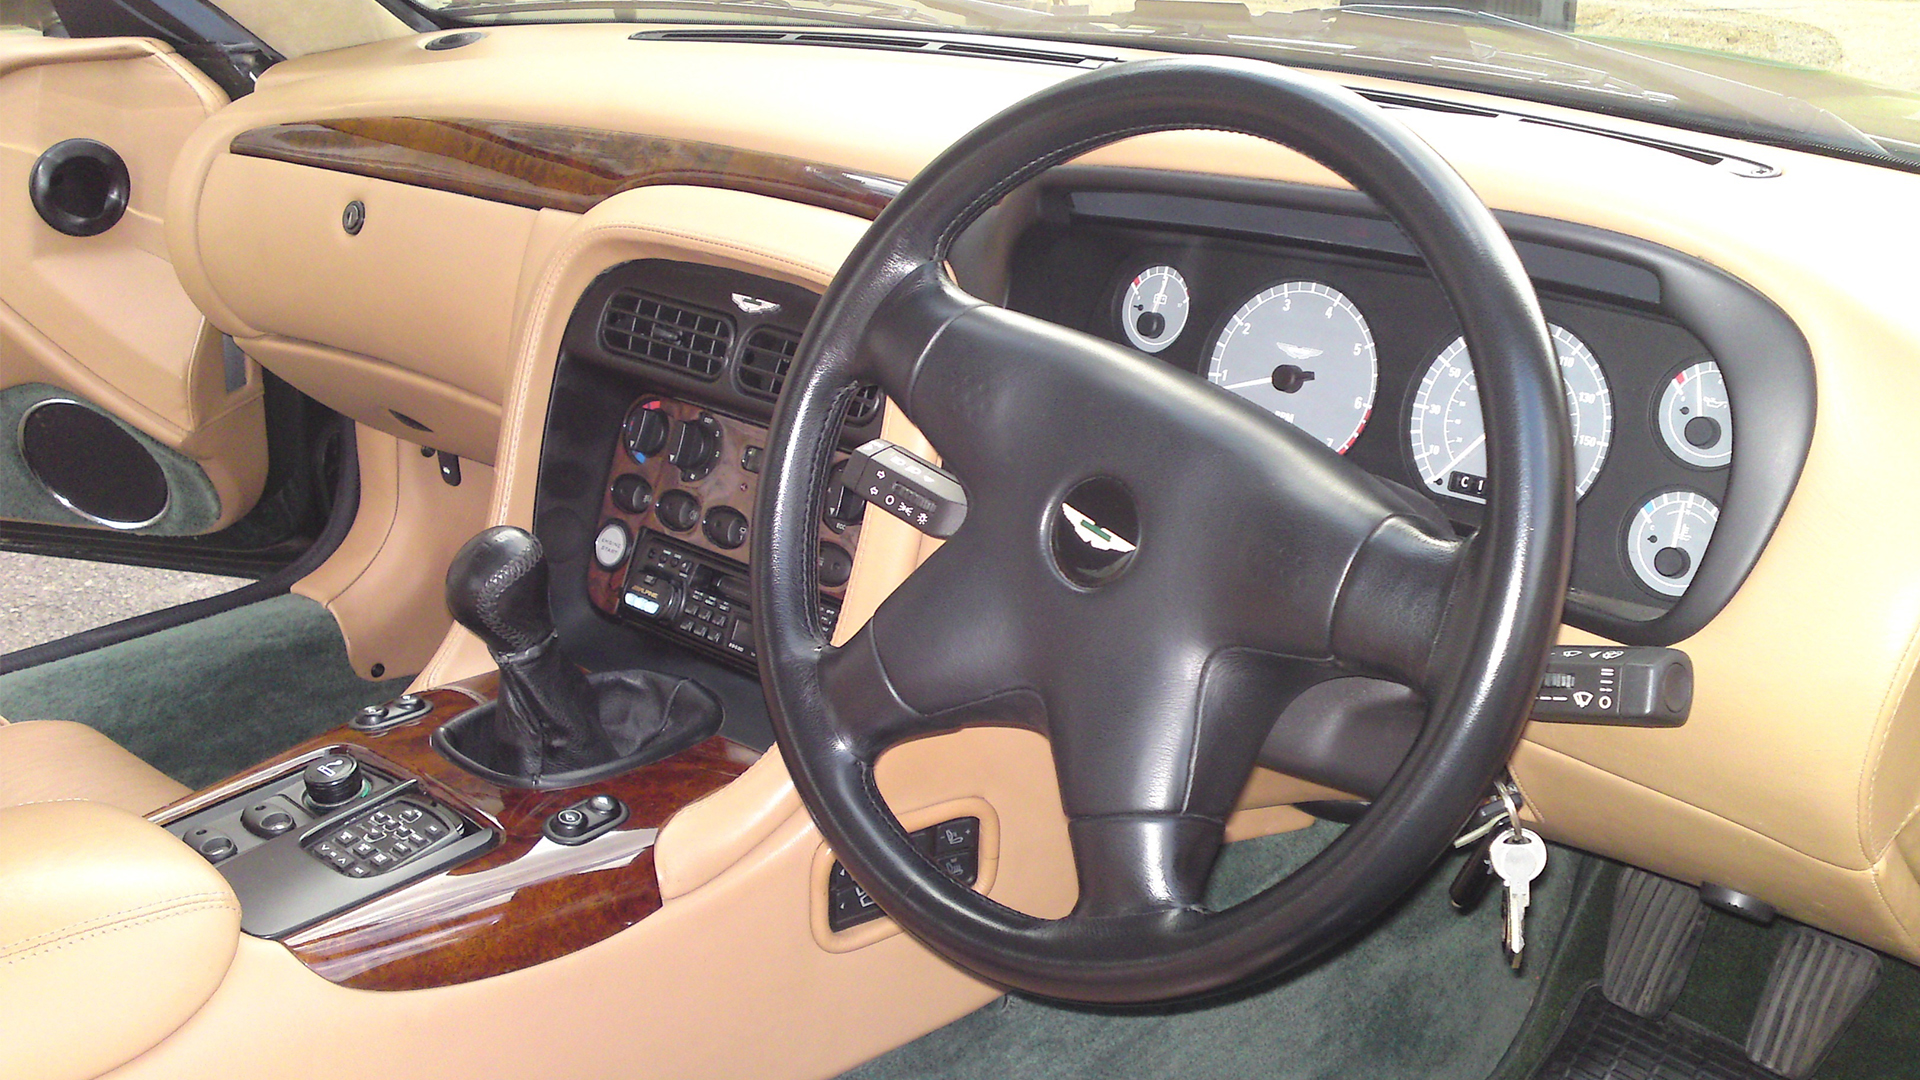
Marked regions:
[753,57,1573,1004]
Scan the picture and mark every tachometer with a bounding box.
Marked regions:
[1408,325,1614,504]
[1627,490,1719,597]
[1208,281,1377,453]
[1119,265,1190,354]
[1658,360,1733,468]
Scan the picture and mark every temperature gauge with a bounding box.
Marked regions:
[1627,490,1720,598]
[1119,265,1190,354]
[1658,360,1733,468]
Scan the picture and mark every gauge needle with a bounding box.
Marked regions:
[1223,377,1271,390]
[1434,432,1487,481]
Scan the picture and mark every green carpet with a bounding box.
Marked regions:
[843,821,1588,1080]
[0,594,410,788]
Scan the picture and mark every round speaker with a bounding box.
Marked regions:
[20,399,169,528]
[29,139,131,237]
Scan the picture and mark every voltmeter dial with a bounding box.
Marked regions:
[1208,281,1378,454]
[1658,360,1733,468]
[1409,325,1614,503]
[1627,490,1719,598]
[1119,265,1190,354]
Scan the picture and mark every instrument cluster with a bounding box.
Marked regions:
[1012,218,1745,620]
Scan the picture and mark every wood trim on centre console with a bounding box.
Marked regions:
[150,675,759,991]
[229,117,902,220]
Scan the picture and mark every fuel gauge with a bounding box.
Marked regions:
[1627,490,1720,598]
[1119,265,1189,354]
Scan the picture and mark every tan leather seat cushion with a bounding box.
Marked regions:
[0,799,241,1080]
[0,720,190,816]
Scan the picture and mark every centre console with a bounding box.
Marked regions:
[154,676,758,990]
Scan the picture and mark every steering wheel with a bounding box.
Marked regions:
[752,57,1573,1004]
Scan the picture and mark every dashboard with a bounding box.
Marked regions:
[151,22,1920,972]
[999,174,1814,645]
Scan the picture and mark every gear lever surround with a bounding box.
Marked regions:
[436,526,725,788]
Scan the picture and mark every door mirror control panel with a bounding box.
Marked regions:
[165,748,496,939]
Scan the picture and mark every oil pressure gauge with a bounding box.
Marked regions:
[1119,265,1189,354]
[1658,360,1733,468]
[1627,490,1720,598]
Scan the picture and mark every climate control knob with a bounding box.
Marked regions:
[704,506,749,550]
[656,489,701,532]
[669,414,722,480]
[623,401,670,460]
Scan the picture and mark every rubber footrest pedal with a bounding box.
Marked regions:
[1745,925,1882,1079]
[1602,866,1709,1018]
[1533,986,1776,1080]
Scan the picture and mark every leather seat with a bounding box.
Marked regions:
[0,718,190,816]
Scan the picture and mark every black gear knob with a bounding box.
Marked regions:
[446,526,555,657]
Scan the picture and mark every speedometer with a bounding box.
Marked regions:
[1208,281,1377,454]
[1408,325,1614,504]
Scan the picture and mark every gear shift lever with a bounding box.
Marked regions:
[436,525,725,787]
[445,526,616,780]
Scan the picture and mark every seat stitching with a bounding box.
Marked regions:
[0,892,236,958]
[0,898,237,969]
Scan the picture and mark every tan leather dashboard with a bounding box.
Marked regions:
[164,24,1920,965]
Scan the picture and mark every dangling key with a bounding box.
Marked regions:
[1489,826,1547,970]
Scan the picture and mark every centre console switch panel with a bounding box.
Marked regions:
[845,439,967,538]
[165,751,496,939]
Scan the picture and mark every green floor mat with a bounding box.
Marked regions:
[0,594,411,788]
[843,820,1588,1080]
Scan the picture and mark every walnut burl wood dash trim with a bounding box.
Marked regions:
[229,117,902,219]
[151,676,759,991]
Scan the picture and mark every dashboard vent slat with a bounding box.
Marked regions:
[601,290,734,380]
[737,326,800,401]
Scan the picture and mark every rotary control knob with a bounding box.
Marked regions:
[817,542,853,588]
[656,489,701,533]
[703,506,749,550]
[611,474,652,514]
[669,414,722,480]
[623,402,670,460]
[303,753,363,810]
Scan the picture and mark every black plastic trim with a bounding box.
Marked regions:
[0,416,361,675]
[1030,166,1815,646]
[51,0,281,99]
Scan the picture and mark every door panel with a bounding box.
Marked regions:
[0,35,265,534]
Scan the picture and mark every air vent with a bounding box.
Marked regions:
[601,291,734,379]
[847,384,883,424]
[737,326,800,402]
[631,28,1117,69]
[738,327,883,423]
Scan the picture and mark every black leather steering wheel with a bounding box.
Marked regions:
[752,57,1573,1004]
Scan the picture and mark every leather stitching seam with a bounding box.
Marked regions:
[0,893,236,964]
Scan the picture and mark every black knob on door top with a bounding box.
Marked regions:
[303,754,363,809]
[624,403,670,459]
[657,490,702,532]
[611,473,653,514]
[704,506,749,549]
